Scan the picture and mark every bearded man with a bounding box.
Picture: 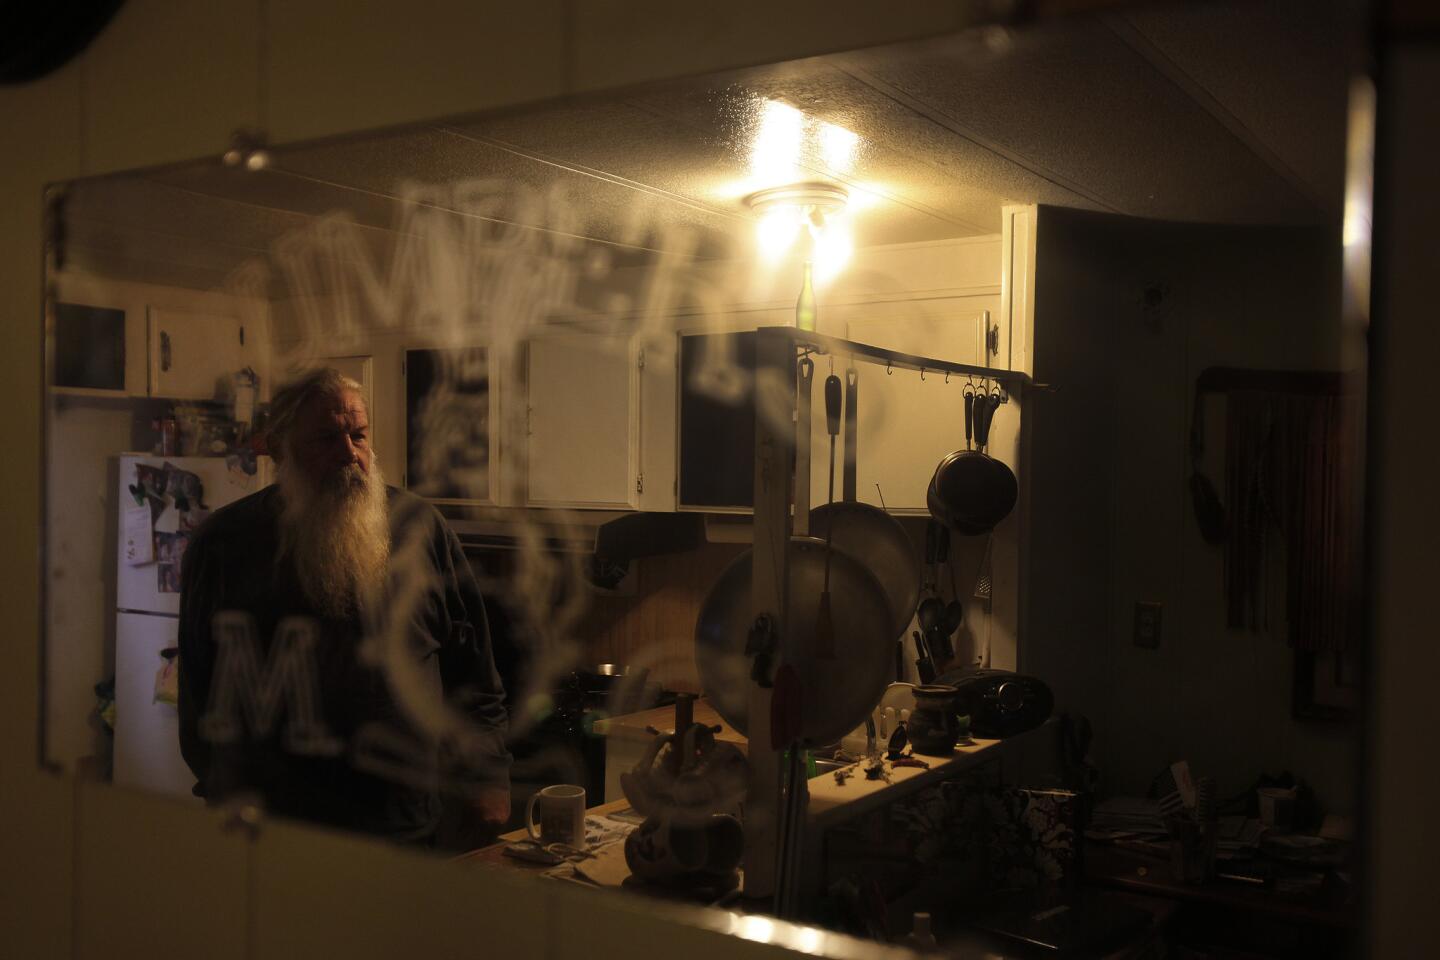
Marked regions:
[177,368,511,846]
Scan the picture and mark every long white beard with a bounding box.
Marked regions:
[278,459,390,619]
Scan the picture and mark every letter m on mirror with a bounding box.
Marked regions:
[199,613,343,756]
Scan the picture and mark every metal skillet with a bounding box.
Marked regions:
[809,369,922,642]
[694,536,895,746]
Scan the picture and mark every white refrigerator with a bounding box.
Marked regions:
[113,453,271,799]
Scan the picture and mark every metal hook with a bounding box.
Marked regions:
[886,361,893,376]
[944,370,951,384]
[919,367,926,381]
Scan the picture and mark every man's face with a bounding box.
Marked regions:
[286,388,372,493]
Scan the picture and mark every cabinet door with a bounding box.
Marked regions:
[526,333,639,509]
[148,307,248,400]
[677,331,756,511]
[844,296,999,370]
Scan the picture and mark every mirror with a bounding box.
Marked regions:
[42,0,1368,939]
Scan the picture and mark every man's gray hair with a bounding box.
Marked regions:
[266,367,365,460]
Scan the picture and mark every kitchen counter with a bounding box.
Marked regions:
[466,713,1053,918]
[591,697,1033,817]
[805,735,1006,822]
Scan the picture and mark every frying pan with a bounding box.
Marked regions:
[926,389,987,534]
[695,536,894,745]
[929,390,1017,533]
[809,369,921,642]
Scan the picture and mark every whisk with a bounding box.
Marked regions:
[972,533,994,602]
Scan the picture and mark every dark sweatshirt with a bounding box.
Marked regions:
[177,484,510,843]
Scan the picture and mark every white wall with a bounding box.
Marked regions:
[1024,206,1359,813]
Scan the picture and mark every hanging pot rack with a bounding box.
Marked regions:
[784,328,1053,401]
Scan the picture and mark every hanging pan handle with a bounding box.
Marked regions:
[795,358,814,535]
[843,367,858,502]
[964,390,975,451]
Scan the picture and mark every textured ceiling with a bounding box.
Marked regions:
[59,0,1355,294]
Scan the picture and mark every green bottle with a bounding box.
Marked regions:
[795,260,817,332]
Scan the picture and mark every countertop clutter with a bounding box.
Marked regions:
[465,696,1020,887]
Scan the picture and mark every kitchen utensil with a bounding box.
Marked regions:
[815,372,843,658]
[809,502,920,642]
[842,367,858,502]
[913,630,937,684]
[973,533,994,602]
[809,374,921,642]
[568,664,655,716]
[930,388,1017,533]
[795,357,813,533]
[824,372,841,501]
[926,389,990,535]
[695,537,893,745]
[944,570,965,635]
[908,684,961,755]
[917,521,946,632]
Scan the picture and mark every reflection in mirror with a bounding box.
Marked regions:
[42,0,1368,946]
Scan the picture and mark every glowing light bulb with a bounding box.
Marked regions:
[811,218,853,282]
[750,99,803,187]
[756,206,802,260]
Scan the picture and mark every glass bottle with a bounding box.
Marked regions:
[795,260,816,332]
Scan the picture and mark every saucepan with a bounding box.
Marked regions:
[929,388,1017,534]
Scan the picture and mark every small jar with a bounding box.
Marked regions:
[908,683,960,755]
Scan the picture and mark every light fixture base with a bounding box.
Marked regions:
[743,182,849,215]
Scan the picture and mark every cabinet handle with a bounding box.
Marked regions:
[160,331,172,372]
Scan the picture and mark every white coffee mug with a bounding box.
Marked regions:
[526,784,586,849]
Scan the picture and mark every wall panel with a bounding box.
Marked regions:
[570,0,967,93]
[0,58,83,957]
[73,782,248,960]
[253,820,546,960]
[265,0,567,143]
[80,0,262,175]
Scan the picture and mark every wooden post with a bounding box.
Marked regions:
[742,328,795,901]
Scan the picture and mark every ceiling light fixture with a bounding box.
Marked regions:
[744,181,851,278]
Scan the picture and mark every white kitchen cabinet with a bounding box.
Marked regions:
[806,295,1004,514]
[50,275,267,400]
[843,297,999,370]
[525,332,642,509]
[148,306,256,400]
